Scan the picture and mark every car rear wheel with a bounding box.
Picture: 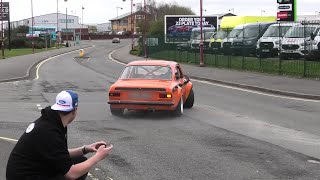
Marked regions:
[184,88,194,108]
[110,105,124,116]
[173,97,183,116]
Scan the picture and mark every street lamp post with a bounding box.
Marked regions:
[31,0,34,54]
[199,0,204,66]
[122,0,135,50]
[1,0,4,58]
[64,0,68,47]
[131,0,134,50]
[80,6,84,46]
[116,6,123,33]
[56,0,59,48]
[143,0,147,58]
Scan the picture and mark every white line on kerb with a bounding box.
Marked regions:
[107,50,320,103]
[193,79,320,103]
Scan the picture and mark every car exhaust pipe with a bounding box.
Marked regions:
[148,108,155,112]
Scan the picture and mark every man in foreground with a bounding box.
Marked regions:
[6,90,113,180]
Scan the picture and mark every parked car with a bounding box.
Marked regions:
[112,37,120,43]
[108,60,194,116]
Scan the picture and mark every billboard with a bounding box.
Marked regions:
[277,0,296,21]
[164,15,218,43]
[0,2,9,21]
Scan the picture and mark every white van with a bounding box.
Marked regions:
[256,23,298,58]
[190,27,216,51]
[305,27,320,60]
[221,23,249,55]
[280,24,320,59]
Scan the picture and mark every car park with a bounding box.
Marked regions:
[112,37,120,43]
[210,16,275,53]
[231,22,275,56]
[108,60,194,116]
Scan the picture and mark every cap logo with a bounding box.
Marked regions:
[58,100,66,104]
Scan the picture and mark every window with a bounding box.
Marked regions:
[120,65,172,80]
[120,19,128,26]
[60,19,74,23]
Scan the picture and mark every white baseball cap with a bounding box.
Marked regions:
[51,90,78,112]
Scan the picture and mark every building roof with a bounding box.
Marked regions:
[208,13,236,19]
[11,12,78,22]
[109,11,148,21]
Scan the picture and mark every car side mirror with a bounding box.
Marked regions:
[183,75,190,85]
[175,72,180,79]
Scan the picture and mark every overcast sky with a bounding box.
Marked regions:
[6,0,320,24]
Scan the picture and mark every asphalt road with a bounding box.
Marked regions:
[1,39,320,179]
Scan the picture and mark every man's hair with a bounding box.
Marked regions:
[57,108,76,116]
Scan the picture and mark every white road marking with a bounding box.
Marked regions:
[107,50,320,103]
[0,137,18,142]
[35,47,93,80]
[108,50,126,65]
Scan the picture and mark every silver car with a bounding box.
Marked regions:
[112,37,120,43]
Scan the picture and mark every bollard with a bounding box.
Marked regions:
[79,49,84,57]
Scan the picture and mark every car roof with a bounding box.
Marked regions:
[126,60,178,67]
[269,23,300,27]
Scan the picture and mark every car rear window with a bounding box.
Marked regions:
[120,65,172,80]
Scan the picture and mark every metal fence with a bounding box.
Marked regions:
[146,21,320,78]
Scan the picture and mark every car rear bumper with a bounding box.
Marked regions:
[108,101,175,110]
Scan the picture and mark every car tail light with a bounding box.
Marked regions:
[159,93,172,98]
[109,92,120,97]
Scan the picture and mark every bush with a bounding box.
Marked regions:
[130,46,143,56]
[11,38,26,48]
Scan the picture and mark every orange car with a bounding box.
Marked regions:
[108,60,194,116]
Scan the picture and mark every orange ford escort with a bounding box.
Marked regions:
[108,60,194,116]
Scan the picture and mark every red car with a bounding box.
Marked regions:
[108,60,194,116]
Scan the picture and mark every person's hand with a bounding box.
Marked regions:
[94,144,113,161]
[85,141,108,153]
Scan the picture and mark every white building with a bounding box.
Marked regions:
[4,13,87,32]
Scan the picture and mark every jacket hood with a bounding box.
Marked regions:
[41,106,62,124]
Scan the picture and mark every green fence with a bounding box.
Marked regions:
[146,35,320,79]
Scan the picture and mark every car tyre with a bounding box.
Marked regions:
[173,97,183,116]
[184,88,194,108]
[110,105,124,116]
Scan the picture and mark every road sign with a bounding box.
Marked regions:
[277,0,296,22]
[0,2,9,21]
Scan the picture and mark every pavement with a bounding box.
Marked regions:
[0,40,320,100]
[111,44,320,100]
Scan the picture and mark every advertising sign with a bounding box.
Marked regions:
[0,2,9,21]
[164,15,218,43]
[277,0,296,21]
